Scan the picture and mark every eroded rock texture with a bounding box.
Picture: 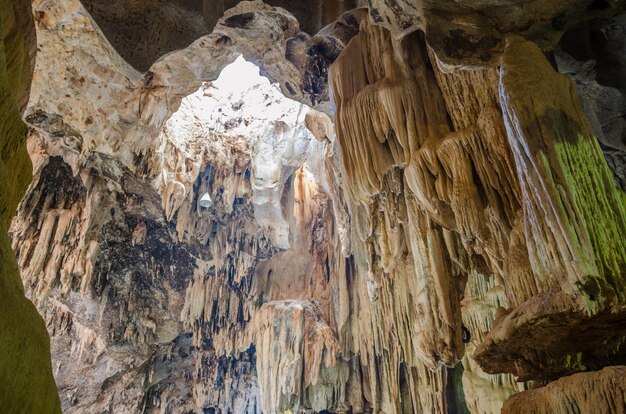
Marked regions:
[556,14,626,191]
[502,366,626,414]
[6,0,626,413]
[82,0,360,71]
[366,0,625,67]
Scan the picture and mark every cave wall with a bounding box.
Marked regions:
[11,2,357,411]
[329,13,626,409]
[0,0,61,412]
[364,0,625,67]
[4,0,626,413]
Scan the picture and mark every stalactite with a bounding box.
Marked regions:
[7,0,626,412]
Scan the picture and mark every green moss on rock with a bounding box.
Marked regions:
[554,135,626,302]
[0,1,61,412]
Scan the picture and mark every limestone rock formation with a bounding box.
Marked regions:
[82,0,361,72]
[502,366,626,414]
[475,35,626,381]
[2,0,626,413]
[555,14,626,191]
[366,0,625,67]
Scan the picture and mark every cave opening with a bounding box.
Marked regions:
[154,54,326,250]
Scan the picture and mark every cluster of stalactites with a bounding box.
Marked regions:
[326,15,626,413]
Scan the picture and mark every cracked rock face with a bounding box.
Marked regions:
[3,0,626,413]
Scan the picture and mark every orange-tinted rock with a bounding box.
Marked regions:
[502,367,626,414]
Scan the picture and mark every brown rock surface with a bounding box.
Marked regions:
[474,35,626,382]
[366,0,625,67]
[81,0,361,71]
[4,0,626,413]
[502,366,626,414]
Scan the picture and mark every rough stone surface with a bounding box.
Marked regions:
[329,14,626,412]
[555,13,626,191]
[366,0,625,67]
[474,36,626,381]
[82,0,360,72]
[502,366,626,414]
[5,0,626,413]
[15,62,336,414]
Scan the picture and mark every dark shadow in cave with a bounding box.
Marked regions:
[80,0,358,72]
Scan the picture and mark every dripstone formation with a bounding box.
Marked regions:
[1,0,626,413]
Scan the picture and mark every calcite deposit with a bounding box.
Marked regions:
[1,0,626,413]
